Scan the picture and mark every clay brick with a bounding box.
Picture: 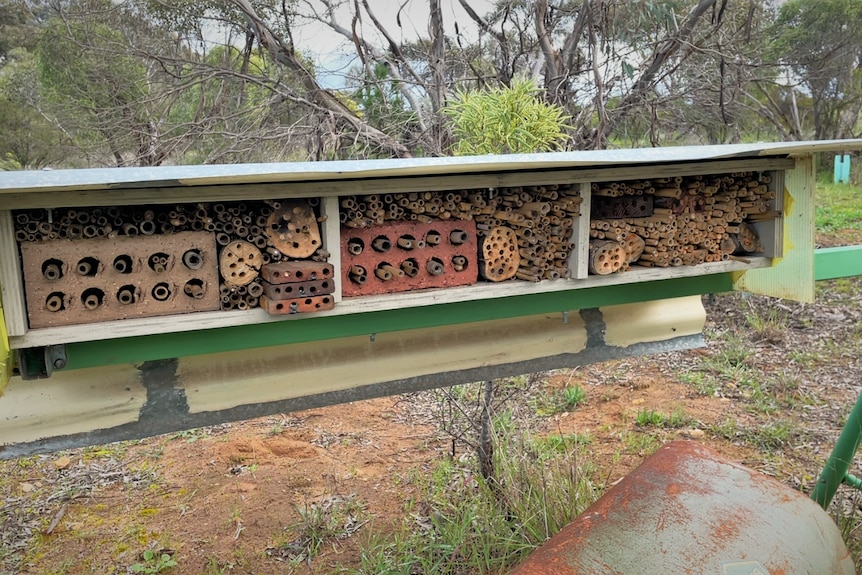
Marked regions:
[20,232,219,328]
[260,261,334,284]
[259,294,336,315]
[341,220,478,297]
[261,279,335,300]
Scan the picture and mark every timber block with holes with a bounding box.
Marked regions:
[261,278,335,300]
[341,220,478,297]
[19,232,220,328]
[259,294,336,315]
[260,261,334,284]
[591,196,654,219]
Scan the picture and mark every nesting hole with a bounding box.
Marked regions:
[42,258,64,281]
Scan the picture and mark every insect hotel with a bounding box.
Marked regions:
[2,140,862,573]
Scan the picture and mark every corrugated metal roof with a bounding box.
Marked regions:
[2,140,861,193]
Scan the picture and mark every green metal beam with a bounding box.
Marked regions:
[63,273,733,371]
[814,246,862,281]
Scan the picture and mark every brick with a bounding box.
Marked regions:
[341,220,478,297]
[259,294,336,315]
[20,232,219,328]
[261,279,335,300]
[260,261,334,284]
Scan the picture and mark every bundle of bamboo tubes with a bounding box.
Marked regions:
[473,184,582,282]
[340,185,582,281]
[588,171,776,272]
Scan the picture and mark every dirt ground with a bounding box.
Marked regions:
[2,249,861,574]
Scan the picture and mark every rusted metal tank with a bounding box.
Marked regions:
[509,441,854,575]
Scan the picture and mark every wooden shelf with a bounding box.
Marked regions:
[8,257,771,349]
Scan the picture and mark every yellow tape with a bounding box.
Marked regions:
[0,288,11,396]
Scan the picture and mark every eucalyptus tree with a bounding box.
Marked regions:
[767,0,862,140]
[5,0,797,164]
[0,46,66,168]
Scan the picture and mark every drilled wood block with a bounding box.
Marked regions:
[259,261,334,284]
[341,220,478,297]
[20,231,219,328]
[259,294,336,315]
[261,278,335,300]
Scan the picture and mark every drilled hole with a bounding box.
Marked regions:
[113,254,133,274]
[42,258,64,281]
[75,256,99,277]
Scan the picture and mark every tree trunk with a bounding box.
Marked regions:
[478,379,495,483]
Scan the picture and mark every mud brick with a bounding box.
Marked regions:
[261,278,335,300]
[260,261,334,284]
[20,231,219,329]
[259,294,336,315]
[341,220,478,297]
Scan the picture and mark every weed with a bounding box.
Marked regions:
[534,385,587,415]
[679,370,721,396]
[815,179,862,232]
[831,488,862,566]
[169,429,209,443]
[743,306,788,344]
[203,557,231,575]
[709,418,741,441]
[340,431,598,575]
[635,408,666,427]
[751,419,793,451]
[622,430,661,455]
[708,333,751,368]
[272,495,368,564]
[665,408,691,428]
[129,549,177,574]
[563,385,587,408]
[540,433,592,452]
[268,421,285,436]
[788,349,825,368]
[709,417,793,451]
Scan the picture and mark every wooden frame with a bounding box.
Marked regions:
[1,156,792,349]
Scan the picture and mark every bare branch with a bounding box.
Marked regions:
[591,0,719,148]
[230,0,412,158]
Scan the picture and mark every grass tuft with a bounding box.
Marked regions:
[341,428,599,575]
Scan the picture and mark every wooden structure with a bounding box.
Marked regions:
[1,140,861,457]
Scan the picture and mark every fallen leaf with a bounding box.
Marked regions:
[45,503,68,535]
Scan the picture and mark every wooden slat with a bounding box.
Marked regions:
[0,158,796,210]
[0,211,28,336]
[572,182,591,279]
[10,256,771,349]
[320,196,343,303]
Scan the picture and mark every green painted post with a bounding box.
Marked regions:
[833,154,851,184]
[812,391,862,509]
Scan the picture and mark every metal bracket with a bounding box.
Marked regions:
[16,345,66,380]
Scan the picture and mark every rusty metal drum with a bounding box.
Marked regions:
[509,441,855,575]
